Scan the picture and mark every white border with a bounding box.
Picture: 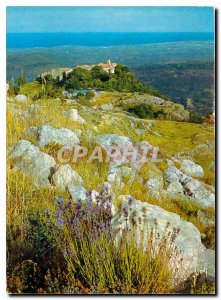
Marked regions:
[2,0,220,6]
[0,1,219,299]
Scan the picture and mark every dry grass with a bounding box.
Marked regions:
[6,90,215,293]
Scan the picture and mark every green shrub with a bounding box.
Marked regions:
[128,103,154,119]
[85,90,95,100]
[189,112,203,124]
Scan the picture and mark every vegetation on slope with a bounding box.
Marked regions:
[36,64,170,100]
[6,72,215,294]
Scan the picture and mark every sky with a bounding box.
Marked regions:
[7,6,214,33]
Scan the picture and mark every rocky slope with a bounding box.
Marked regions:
[7,85,215,291]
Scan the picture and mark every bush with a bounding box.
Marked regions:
[85,90,95,100]
[13,84,20,95]
[49,186,178,294]
[16,75,26,87]
[189,112,203,124]
[128,103,154,119]
[7,210,62,293]
[76,91,85,98]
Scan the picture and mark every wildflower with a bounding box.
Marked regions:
[128,196,136,206]
[66,200,72,209]
[57,217,64,227]
[75,199,83,216]
[56,197,64,205]
[87,199,92,211]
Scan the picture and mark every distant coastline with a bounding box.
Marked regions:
[6,32,214,49]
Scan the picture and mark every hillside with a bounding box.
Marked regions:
[7,42,215,116]
[36,63,170,100]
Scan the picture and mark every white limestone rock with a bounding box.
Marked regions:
[52,164,83,190]
[9,140,57,186]
[68,184,87,201]
[14,94,28,103]
[167,181,184,194]
[63,109,85,124]
[94,133,133,149]
[180,159,204,177]
[37,125,80,147]
[164,166,215,208]
[112,195,215,281]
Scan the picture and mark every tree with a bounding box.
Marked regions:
[189,112,203,124]
[128,104,154,119]
[115,64,130,76]
[91,66,103,78]
[91,66,109,82]
[16,74,26,87]
[13,85,20,95]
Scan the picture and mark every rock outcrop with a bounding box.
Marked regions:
[9,140,56,186]
[9,140,86,196]
[52,164,83,190]
[95,133,133,149]
[26,125,80,147]
[107,165,138,190]
[112,195,215,282]
[164,166,215,208]
[68,184,87,201]
[180,159,204,177]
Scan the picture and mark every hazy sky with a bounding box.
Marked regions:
[7,6,214,33]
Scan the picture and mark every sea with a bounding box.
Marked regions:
[6,32,214,49]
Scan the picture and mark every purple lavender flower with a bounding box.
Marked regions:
[128,196,136,206]
[56,197,64,205]
[53,185,115,256]
[57,217,64,227]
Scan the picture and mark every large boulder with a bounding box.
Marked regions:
[180,159,204,177]
[94,134,156,169]
[112,195,215,282]
[27,125,80,147]
[63,109,85,124]
[9,140,57,186]
[68,184,87,201]
[52,164,83,190]
[14,94,28,103]
[164,166,215,208]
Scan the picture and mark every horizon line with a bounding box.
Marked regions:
[7,31,215,34]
